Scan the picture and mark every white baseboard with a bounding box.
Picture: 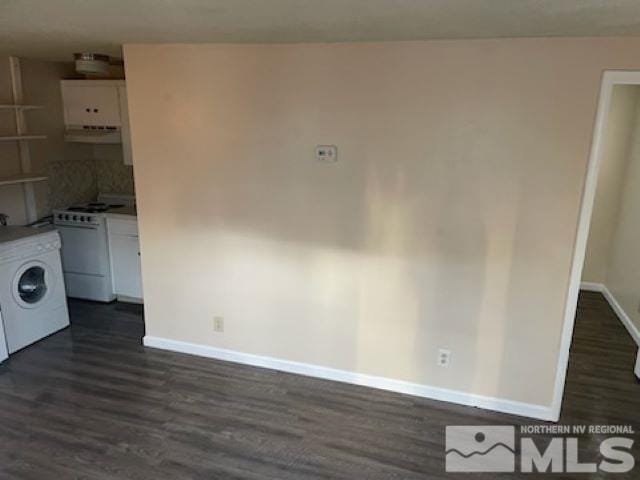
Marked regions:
[580,282,640,346]
[116,294,143,304]
[579,281,604,292]
[601,287,640,347]
[143,335,554,421]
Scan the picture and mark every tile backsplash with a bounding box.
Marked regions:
[93,144,135,195]
[46,157,98,211]
[45,148,135,214]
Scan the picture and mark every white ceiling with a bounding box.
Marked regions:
[2,0,640,61]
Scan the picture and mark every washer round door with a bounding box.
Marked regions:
[12,260,54,309]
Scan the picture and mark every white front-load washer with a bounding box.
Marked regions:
[0,227,69,354]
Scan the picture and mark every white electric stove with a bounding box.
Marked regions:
[53,193,134,302]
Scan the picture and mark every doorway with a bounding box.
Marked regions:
[553,71,640,421]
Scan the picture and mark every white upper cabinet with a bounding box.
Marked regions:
[61,80,133,165]
[61,80,123,127]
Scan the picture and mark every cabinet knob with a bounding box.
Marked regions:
[85,108,90,112]
[93,108,99,113]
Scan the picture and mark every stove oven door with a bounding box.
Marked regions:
[57,223,106,276]
[56,221,114,302]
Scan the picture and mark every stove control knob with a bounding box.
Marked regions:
[64,214,69,221]
[73,215,78,221]
[80,216,85,222]
[87,216,93,222]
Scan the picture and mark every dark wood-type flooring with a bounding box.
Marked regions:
[0,291,638,479]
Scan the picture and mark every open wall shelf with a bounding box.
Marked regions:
[0,173,48,187]
[0,135,47,141]
[0,104,43,111]
[1,57,45,224]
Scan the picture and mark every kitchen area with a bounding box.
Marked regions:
[0,54,141,363]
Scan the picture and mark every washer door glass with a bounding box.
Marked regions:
[17,266,47,304]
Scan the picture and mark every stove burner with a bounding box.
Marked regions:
[67,203,125,213]
[68,206,107,213]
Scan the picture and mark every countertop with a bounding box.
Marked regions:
[106,205,137,220]
[0,225,56,246]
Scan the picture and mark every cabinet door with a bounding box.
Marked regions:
[61,84,121,126]
[111,234,143,299]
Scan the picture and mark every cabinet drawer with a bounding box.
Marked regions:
[107,218,138,236]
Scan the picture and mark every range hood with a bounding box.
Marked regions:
[64,126,122,144]
[74,53,110,76]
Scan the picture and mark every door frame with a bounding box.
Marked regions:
[551,70,640,421]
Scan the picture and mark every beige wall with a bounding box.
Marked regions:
[607,98,640,332]
[125,38,640,409]
[582,86,639,283]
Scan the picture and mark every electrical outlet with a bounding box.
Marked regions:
[213,316,224,333]
[438,349,451,367]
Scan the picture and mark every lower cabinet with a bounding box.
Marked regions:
[107,217,143,302]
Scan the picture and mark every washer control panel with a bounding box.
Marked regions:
[0,231,62,265]
[35,238,62,253]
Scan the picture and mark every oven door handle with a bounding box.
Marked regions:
[55,224,99,230]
